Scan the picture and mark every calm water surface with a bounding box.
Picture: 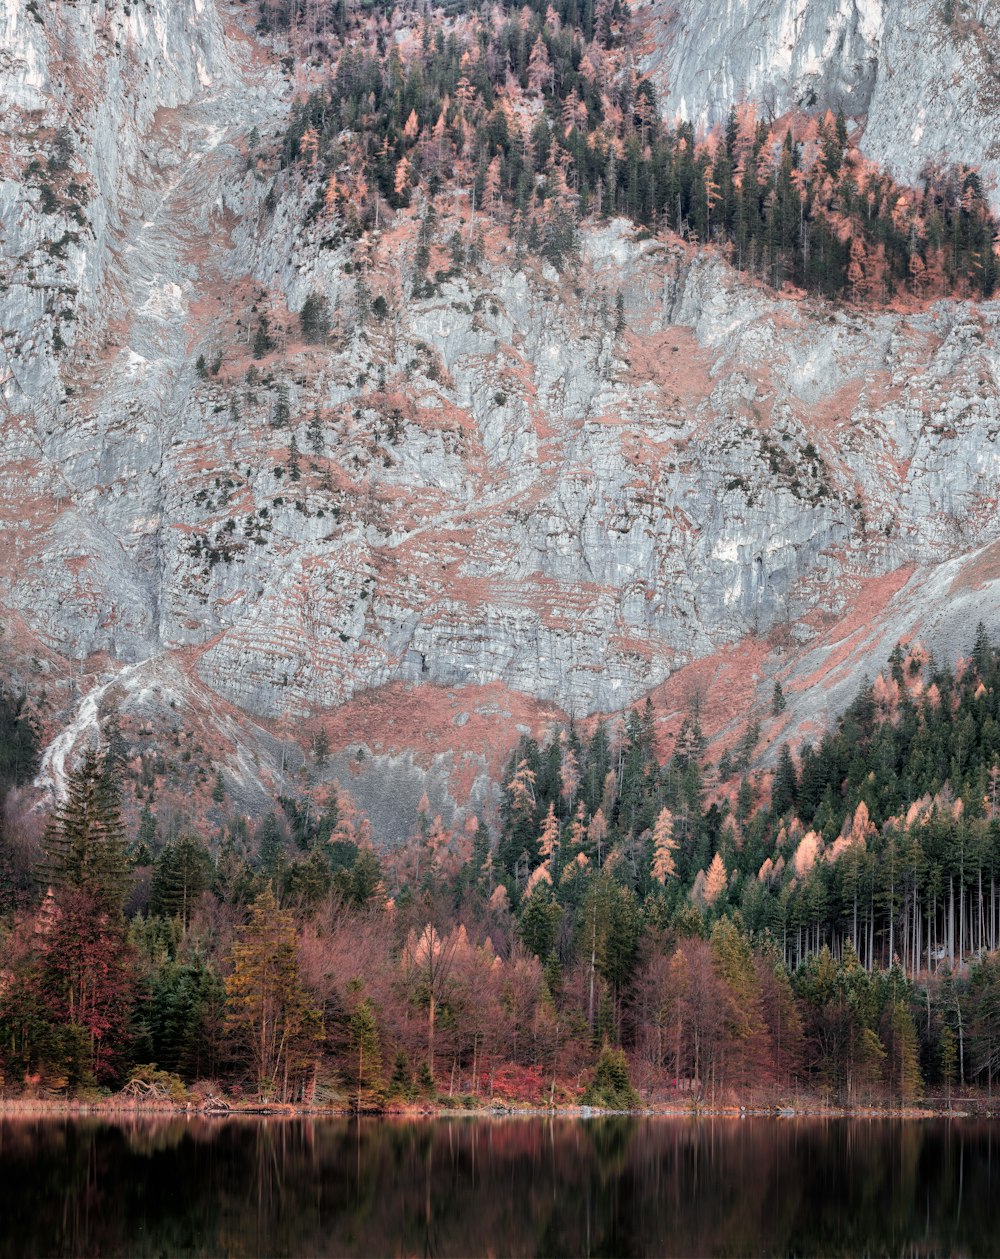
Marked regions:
[0,1114,998,1257]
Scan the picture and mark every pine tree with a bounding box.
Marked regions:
[299,290,331,343]
[43,748,129,913]
[348,996,383,1110]
[973,621,992,679]
[271,383,291,429]
[887,999,922,1103]
[306,408,324,455]
[614,289,626,336]
[151,835,214,928]
[772,744,798,817]
[582,1042,640,1108]
[288,434,302,482]
[35,749,136,1082]
[519,886,561,959]
[252,317,273,359]
[940,1023,957,1110]
[258,813,285,878]
[387,1049,414,1100]
[0,687,39,787]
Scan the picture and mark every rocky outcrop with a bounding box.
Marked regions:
[3,0,1000,813]
[642,0,1000,206]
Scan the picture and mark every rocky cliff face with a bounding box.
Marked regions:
[641,0,1000,205]
[3,0,1000,819]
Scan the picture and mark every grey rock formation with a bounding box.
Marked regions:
[642,0,1000,205]
[2,0,1000,807]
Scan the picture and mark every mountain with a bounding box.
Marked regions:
[642,0,1000,203]
[2,0,1000,836]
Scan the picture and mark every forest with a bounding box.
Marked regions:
[264,0,998,301]
[3,628,1000,1109]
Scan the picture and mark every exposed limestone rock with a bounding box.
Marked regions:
[642,0,1000,206]
[3,0,1000,810]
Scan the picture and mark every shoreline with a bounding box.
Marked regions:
[0,1096,992,1121]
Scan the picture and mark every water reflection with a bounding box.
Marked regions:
[0,1115,997,1257]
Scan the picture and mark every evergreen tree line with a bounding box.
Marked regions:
[276,0,998,297]
[4,630,1000,1105]
[0,685,40,912]
[491,627,1000,983]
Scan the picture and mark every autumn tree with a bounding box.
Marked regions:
[225,887,322,1101]
[402,923,459,1080]
[702,853,728,908]
[650,808,678,884]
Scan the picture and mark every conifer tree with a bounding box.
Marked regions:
[151,835,214,928]
[37,748,136,1081]
[348,995,383,1110]
[772,744,798,817]
[519,886,561,959]
[225,887,322,1100]
[703,852,728,908]
[43,748,129,913]
[650,807,678,884]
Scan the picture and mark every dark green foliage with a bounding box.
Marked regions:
[582,1042,640,1109]
[283,848,333,911]
[386,1049,415,1099]
[771,744,798,817]
[257,812,286,877]
[0,688,40,789]
[306,409,325,455]
[151,836,214,926]
[331,846,384,909]
[519,887,562,959]
[147,951,226,1080]
[348,996,384,1109]
[48,125,74,172]
[43,748,130,914]
[252,315,275,359]
[300,290,331,343]
[288,434,302,481]
[271,383,291,428]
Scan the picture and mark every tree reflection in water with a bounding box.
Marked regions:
[0,1115,998,1256]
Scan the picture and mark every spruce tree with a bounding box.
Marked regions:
[348,996,383,1110]
[772,744,798,818]
[42,747,129,913]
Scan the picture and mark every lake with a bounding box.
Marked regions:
[0,1114,998,1256]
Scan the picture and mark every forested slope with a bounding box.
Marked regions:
[3,629,1000,1106]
